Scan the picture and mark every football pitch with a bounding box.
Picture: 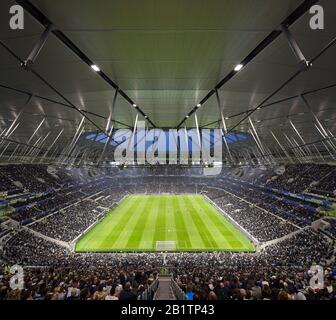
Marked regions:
[75,195,255,252]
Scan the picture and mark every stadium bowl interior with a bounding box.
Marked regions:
[0,0,335,302]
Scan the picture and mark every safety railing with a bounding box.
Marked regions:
[138,278,159,300]
[170,277,186,300]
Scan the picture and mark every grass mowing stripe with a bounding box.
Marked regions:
[172,197,192,249]
[114,196,150,249]
[101,197,140,249]
[139,197,158,249]
[76,197,137,251]
[191,196,232,249]
[184,196,219,250]
[180,196,211,249]
[167,197,179,246]
[199,198,253,250]
[177,195,205,249]
[164,196,178,243]
[153,196,166,243]
[194,196,242,248]
[125,196,152,249]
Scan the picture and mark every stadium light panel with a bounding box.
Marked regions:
[91,65,100,72]
[234,64,244,72]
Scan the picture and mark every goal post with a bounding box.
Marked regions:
[155,241,176,251]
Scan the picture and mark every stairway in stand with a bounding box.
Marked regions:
[154,276,176,300]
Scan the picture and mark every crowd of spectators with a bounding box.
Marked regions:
[323,219,336,239]
[208,177,322,227]
[309,169,336,196]
[31,200,106,242]
[204,188,298,241]
[1,228,334,300]
[171,231,335,300]
[0,167,17,193]
[264,164,333,193]
[0,163,336,301]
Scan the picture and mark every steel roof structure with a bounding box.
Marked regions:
[0,0,335,166]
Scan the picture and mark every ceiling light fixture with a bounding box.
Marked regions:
[234,64,244,72]
[91,65,100,72]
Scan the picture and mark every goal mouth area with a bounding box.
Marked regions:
[155,241,176,252]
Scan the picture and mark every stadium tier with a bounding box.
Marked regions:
[0,164,335,301]
[0,0,335,306]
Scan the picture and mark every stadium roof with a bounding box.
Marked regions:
[0,0,335,162]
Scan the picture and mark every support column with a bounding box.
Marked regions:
[288,118,313,159]
[215,89,234,164]
[125,113,138,165]
[281,25,311,70]
[8,145,20,162]
[2,95,33,139]
[313,124,336,154]
[20,117,46,160]
[97,89,119,166]
[80,131,99,166]
[62,116,85,162]
[0,142,11,159]
[270,131,293,163]
[30,131,51,163]
[194,113,201,150]
[313,144,325,162]
[301,95,336,153]
[22,136,43,162]
[284,134,302,163]
[22,24,53,70]
[40,128,64,163]
[0,95,33,151]
[321,140,336,160]
[65,126,85,165]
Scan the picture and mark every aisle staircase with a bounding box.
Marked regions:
[154,276,176,300]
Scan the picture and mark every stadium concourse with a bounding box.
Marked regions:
[0,0,336,303]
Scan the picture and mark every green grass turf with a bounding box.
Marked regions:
[75,195,255,253]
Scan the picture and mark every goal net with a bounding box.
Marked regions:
[155,241,176,251]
